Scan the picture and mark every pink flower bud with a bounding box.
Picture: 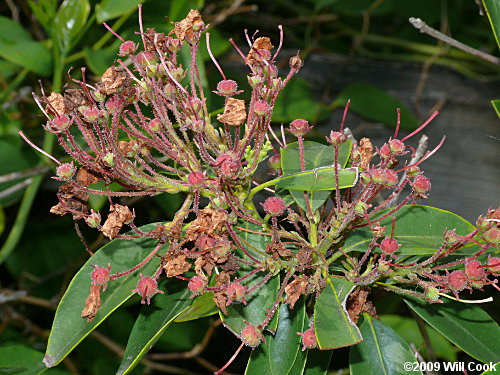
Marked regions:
[412,175,431,195]
[215,80,238,96]
[465,260,485,280]
[388,139,405,154]
[289,119,312,137]
[188,276,206,295]
[119,41,137,56]
[262,196,286,216]
[48,114,72,133]
[268,154,281,170]
[167,38,182,52]
[487,256,500,275]
[483,227,500,245]
[131,274,164,305]
[379,144,391,159]
[227,282,246,303]
[406,165,420,177]
[148,119,161,132]
[56,162,76,181]
[380,237,399,254]
[85,210,101,228]
[297,327,317,351]
[81,106,101,122]
[240,324,263,347]
[91,264,111,290]
[326,131,347,147]
[136,51,158,69]
[448,270,467,291]
[188,171,205,187]
[253,100,269,116]
[105,96,124,113]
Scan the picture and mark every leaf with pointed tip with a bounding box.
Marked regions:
[314,277,362,349]
[405,298,500,363]
[95,0,144,23]
[246,300,306,375]
[116,278,192,375]
[43,224,161,368]
[342,205,478,257]
[54,0,90,54]
[482,0,500,50]
[349,314,423,375]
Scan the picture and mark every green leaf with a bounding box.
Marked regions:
[0,16,33,42]
[332,83,418,130]
[246,301,306,375]
[314,276,362,349]
[342,205,477,257]
[235,221,269,262]
[84,43,120,76]
[43,224,161,367]
[492,99,500,118]
[482,0,500,51]
[272,78,322,123]
[380,314,457,362]
[404,298,500,363]
[349,314,423,375]
[303,349,333,375]
[175,292,218,322]
[0,39,52,75]
[0,345,47,375]
[96,0,144,23]
[481,362,500,374]
[116,278,192,375]
[280,140,354,211]
[54,0,90,54]
[222,274,281,336]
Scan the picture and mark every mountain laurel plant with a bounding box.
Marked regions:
[27,8,499,375]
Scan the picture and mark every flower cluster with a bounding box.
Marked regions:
[32,9,498,364]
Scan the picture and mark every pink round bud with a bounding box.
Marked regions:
[268,154,281,170]
[465,260,485,280]
[388,139,405,154]
[105,96,124,113]
[483,227,500,245]
[253,100,269,116]
[297,327,317,351]
[380,237,399,254]
[448,270,467,291]
[167,38,182,52]
[91,264,111,289]
[379,144,391,159]
[289,119,311,137]
[262,196,286,216]
[119,41,137,56]
[81,106,100,122]
[487,257,500,275]
[240,324,262,347]
[48,114,72,132]
[56,162,76,181]
[132,275,164,305]
[406,165,420,177]
[370,169,386,184]
[148,119,161,132]
[215,153,240,178]
[327,131,347,147]
[227,282,246,303]
[85,209,101,228]
[412,175,431,194]
[188,276,206,295]
[215,79,238,96]
[188,171,205,187]
[136,51,157,68]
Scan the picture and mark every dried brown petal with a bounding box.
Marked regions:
[164,254,191,277]
[46,92,66,116]
[171,9,203,42]
[50,183,89,219]
[346,287,377,323]
[194,255,215,277]
[217,98,246,126]
[101,204,134,239]
[246,37,274,64]
[213,291,228,314]
[296,247,313,272]
[185,209,228,242]
[359,138,373,170]
[81,284,101,322]
[102,66,129,95]
[76,167,100,187]
[63,89,87,113]
[285,275,308,309]
[266,241,293,259]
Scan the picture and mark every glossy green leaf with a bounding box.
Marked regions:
[222,273,280,336]
[303,349,333,375]
[272,78,322,123]
[0,16,32,42]
[246,301,306,375]
[492,99,500,118]
[404,298,500,363]
[482,0,500,50]
[342,205,477,257]
[314,277,362,349]
[175,292,218,322]
[280,140,354,211]
[84,43,120,76]
[332,83,418,130]
[481,362,500,374]
[43,224,161,367]
[54,0,90,54]
[116,279,192,375]
[349,314,423,375]
[96,0,144,23]
[235,221,269,262]
[0,39,51,75]
[275,167,358,191]
[0,345,47,375]
[380,314,457,362]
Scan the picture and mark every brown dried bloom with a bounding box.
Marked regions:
[81,284,101,322]
[101,204,134,239]
[46,92,66,116]
[285,275,308,309]
[101,66,129,95]
[358,138,374,170]
[164,254,191,277]
[185,209,228,241]
[171,9,203,42]
[217,98,246,126]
